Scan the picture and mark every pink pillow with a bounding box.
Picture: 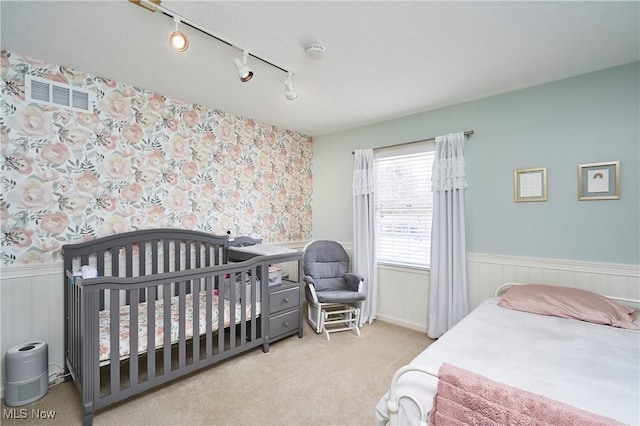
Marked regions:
[498,284,638,330]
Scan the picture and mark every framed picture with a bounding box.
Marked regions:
[578,161,620,200]
[514,167,547,202]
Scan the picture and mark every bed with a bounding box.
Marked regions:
[375,283,640,426]
[63,229,301,426]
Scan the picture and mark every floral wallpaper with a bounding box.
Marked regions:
[0,50,313,266]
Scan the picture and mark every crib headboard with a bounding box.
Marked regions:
[63,229,235,308]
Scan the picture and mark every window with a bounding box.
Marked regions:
[374,143,434,268]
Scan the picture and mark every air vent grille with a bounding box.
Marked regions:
[25,75,95,112]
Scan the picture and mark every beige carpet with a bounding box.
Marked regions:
[2,319,431,426]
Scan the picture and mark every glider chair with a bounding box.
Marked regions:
[303,240,366,340]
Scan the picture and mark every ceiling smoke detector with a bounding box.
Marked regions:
[305,44,326,59]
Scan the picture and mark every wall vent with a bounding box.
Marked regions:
[25,75,95,112]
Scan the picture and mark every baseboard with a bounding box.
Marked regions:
[375,314,427,333]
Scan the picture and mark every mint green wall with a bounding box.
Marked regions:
[313,63,639,265]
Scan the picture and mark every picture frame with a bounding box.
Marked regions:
[578,161,620,201]
[514,167,547,202]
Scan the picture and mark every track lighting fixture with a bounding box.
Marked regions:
[284,73,298,101]
[233,51,253,83]
[169,16,189,52]
[133,0,299,97]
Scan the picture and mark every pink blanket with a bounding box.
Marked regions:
[429,363,623,426]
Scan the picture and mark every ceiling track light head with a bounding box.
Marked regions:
[234,50,253,82]
[169,16,189,52]
[284,72,298,101]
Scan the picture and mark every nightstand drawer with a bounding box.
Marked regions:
[269,309,300,339]
[269,287,300,314]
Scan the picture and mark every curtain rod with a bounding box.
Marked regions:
[351,130,474,154]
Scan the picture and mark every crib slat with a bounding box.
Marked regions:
[217,283,224,353]
[192,278,200,363]
[178,281,186,369]
[229,272,236,350]
[139,242,146,302]
[125,243,133,305]
[147,285,156,381]
[239,271,247,342]
[163,283,171,375]
[185,241,192,294]
[110,289,120,394]
[205,276,212,358]
[163,239,170,274]
[129,289,139,387]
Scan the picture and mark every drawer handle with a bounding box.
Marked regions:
[283,298,289,303]
[283,322,289,328]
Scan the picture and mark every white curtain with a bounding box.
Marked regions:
[352,149,377,324]
[427,132,470,339]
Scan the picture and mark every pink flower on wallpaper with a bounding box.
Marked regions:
[216,121,235,142]
[265,131,276,146]
[167,135,190,158]
[182,110,199,127]
[264,214,275,228]
[62,194,91,216]
[6,228,34,247]
[75,112,100,130]
[12,178,54,209]
[146,206,165,225]
[265,173,276,187]
[5,153,34,174]
[42,72,68,84]
[201,182,215,198]
[165,188,190,211]
[102,215,132,236]
[215,169,234,189]
[228,191,241,207]
[61,127,91,150]
[255,152,271,171]
[137,112,159,130]
[147,93,166,113]
[12,105,53,137]
[164,172,178,186]
[192,199,209,214]
[181,213,198,229]
[182,162,199,178]
[147,150,164,168]
[121,124,144,143]
[40,211,70,234]
[200,132,216,151]
[192,149,209,165]
[121,182,144,202]
[41,239,61,252]
[17,251,47,264]
[61,66,88,83]
[41,142,71,165]
[74,171,100,194]
[228,145,242,161]
[137,169,159,188]
[100,153,132,180]
[99,92,131,120]
[97,195,118,212]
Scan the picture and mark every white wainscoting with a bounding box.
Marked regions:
[375,252,639,333]
[1,262,66,397]
[1,250,638,396]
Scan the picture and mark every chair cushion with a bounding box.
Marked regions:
[303,241,350,292]
[316,290,366,304]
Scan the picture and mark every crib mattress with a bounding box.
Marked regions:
[375,297,640,425]
[98,292,261,363]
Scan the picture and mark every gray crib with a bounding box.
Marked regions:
[63,229,302,425]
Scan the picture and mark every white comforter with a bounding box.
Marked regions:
[375,298,640,425]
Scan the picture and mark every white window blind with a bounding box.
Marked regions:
[374,143,435,268]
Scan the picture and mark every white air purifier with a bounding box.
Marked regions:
[4,341,48,406]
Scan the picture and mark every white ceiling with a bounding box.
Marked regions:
[2,1,639,137]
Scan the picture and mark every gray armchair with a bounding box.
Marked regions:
[303,240,366,340]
